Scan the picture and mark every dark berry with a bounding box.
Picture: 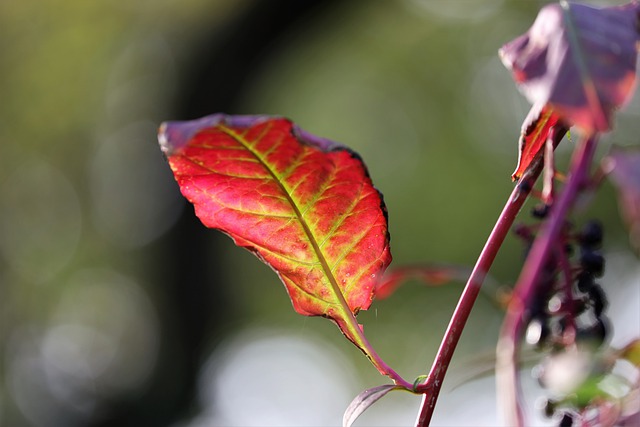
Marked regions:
[518,179,533,193]
[580,220,603,249]
[576,271,594,292]
[532,204,550,219]
[526,316,550,347]
[558,412,573,427]
[588,284,608,318]
[580,249,605,277]
[543,398,556,418]
[514,223,533,240]
[576,317,609,348]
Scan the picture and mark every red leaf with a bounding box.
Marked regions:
[500,1,640,133]
[511,103,564,181]
[603,146,640,250]
[158,114,392,347]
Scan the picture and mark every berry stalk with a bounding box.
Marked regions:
[496,134,598,426]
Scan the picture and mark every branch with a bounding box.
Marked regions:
[413,126,567,426]
[413,155,543,426]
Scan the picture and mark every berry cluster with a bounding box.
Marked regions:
[515,210,613,426]
[516,215,609,351]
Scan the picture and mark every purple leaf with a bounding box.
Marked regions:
[500,1,640,133]
[343,384,402,427]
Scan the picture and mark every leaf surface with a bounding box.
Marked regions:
[158,114,392,347]
[500,1,640,133]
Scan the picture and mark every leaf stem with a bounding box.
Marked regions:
[336,305,415,388]
[496,134,597,426]
[413,158,544,426]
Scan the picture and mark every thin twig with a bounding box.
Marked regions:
[413,127,567,426]
[413,160,543,426]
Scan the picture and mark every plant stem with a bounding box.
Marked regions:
[413,161,543,426]
[496,134,597,426]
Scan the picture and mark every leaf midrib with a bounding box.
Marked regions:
[218,124,360,320]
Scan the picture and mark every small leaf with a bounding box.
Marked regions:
[500,1,640,133]
[158,114,391,351]
[343,384,402,427]
[375,263,473,300]
[603,147,640,250]
[511,103,565,181]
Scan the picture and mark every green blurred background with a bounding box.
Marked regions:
[0,1,638,426]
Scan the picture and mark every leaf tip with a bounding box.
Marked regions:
[157,114,224,155]
[157,121,172,155]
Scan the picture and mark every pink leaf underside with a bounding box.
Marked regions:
[343,384,402,427]
[500,1,640,132]
[375,264,473,300]
[158,114,392,330]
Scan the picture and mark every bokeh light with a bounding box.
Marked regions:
[6,269,159,426]
[0,159,82,284]
[0,1,638,426]
[90,121,184,248]
[188,327,358,427]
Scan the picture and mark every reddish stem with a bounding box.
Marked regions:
[496,134,597,426]
[413,126,568,426]
[413,162,542,426]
